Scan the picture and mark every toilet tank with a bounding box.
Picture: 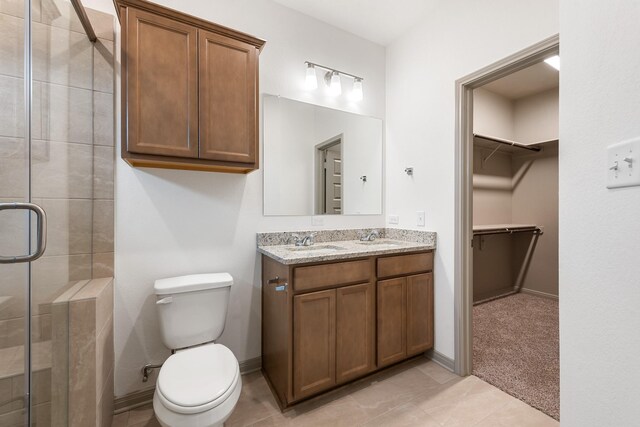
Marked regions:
[154,273,233,350]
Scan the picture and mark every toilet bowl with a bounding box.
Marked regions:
[153,343,241,427]
[152,273,241,427]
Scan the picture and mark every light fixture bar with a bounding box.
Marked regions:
[304,61,363,81]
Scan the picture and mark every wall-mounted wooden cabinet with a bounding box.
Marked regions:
[262,250,433,409]
[117,0,265,173]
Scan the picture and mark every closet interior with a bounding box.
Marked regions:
[471,60,560,420]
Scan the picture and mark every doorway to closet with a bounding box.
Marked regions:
[471,59,559,420]
[453,35,560,423]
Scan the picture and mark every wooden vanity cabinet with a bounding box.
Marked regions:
[262,250,433,409]
[293,282,375,400]
[117,0,265,173]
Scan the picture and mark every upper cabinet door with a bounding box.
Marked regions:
[198,30,258,165]
[125,8,198,158]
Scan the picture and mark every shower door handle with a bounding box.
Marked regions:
[0,202,47,264]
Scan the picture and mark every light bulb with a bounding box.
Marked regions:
[327,71,342,96]
[544,55,560,70]
[305,63,318,90]
[351,78,363,101]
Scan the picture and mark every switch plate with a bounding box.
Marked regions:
[388,215,399,225]
[312,216,324,226]
[607,137,640,189]
[417,211,425,227]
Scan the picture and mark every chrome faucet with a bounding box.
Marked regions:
[360,229,380,241]
[292,233,316,247]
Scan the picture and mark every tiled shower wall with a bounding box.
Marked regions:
[0,0,115,425]
[0,0,115,340]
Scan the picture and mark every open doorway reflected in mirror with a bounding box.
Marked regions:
[315,136,343,215]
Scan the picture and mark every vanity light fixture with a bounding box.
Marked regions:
[304,61,364,101]
[305,63,318,90]
[544,55,560,70]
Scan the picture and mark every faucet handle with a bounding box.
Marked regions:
[291,233,301,244]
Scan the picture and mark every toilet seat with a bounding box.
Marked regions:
[156,343,240,415]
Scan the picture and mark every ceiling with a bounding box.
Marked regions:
[272,0,440,46]
[482,62,559,100]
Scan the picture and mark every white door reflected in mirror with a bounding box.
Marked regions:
[263,95,383,216]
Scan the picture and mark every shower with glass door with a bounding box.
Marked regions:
[0,0,115,425]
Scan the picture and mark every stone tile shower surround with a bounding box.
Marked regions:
[0,1,115,426]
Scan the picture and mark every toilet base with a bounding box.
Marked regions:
[153,375,242,427]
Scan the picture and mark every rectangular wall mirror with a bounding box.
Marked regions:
[263,95,383,216]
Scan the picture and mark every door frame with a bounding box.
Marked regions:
[314,134,343,214]
[453,34,559,376]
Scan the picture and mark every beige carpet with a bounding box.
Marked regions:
[473,293,559,420]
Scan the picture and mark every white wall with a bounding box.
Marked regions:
[114,0,386,397]
[473,88,515,140]
[514,88,559,143]
[385,0,558,359]
[559,1,640,425]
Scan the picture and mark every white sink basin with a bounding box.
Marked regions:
[286,245,345,252]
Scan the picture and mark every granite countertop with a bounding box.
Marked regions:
[257,228,436,265]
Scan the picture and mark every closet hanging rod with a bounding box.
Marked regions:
[473,226,543,237]
[473,133,543,153]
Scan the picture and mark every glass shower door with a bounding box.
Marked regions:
[0,1,33,425]
[0,0,105,424]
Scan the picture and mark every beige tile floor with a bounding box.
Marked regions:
[112,358,558,427]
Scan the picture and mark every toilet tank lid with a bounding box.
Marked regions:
[154,273,233,295]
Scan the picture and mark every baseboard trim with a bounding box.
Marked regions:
[114,387,155,414]
[520,288,559,301]
[239,356,262,374]
[426,349,455,372]
[114,356,263,414]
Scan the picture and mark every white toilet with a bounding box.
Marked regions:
[152,273,242,427]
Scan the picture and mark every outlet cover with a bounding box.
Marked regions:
[388,215,399,225]
[312,216,324,226]
[417,211,425,227]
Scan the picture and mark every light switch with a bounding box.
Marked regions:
[417,211,425,227]
[607,137,640,189]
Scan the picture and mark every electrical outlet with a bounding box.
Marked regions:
[388,215,399,225]
[417,211,425,227]
[312,216,324,226]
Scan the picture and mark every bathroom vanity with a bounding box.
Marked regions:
[258,230,436,408]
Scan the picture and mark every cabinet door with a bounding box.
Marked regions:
[406,273,434,356]
[336,283,375,384]
[293,289,336,400]
[124,8,198,158]
[377,278,406,367]
[199,30,258,164]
